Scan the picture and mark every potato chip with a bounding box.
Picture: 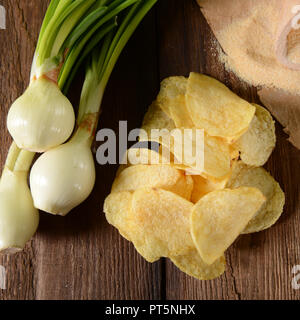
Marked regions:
[156,76,187,118]
[191,187,265,264]
[227,162,285,233]
[112,164,193,201]
[129,188,195,262]
[168,95,194,129]
[170,249,226,280]
[234,104,276,166]
[229,144,240,160]
[120,145,172,168]
[104,191,133,241]
[191,175,228,203]
[140,101,175,140]
[156,77,194,128]
[185,73,255,141]
[116,144,174,177]
[201,134,231,178]
[127,145,173,165]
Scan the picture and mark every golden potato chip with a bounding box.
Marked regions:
[129,188,195,262]
[156,76,187,117]
[123,146,173,168]
[234,104,276,166]
[170,249,226,280]
[227,162,285,233]
[104,191,133,241]
[168,95,194,129]
[191,175,228,203]
[156,76,194,128]
[201,134,231,178]
[116,145,174,177]
[111,164,193,201]
[229,144,240,160]
[191,187,265,265]
[127,145,173,165]
[185,73,255,141]
[140,101,175,140]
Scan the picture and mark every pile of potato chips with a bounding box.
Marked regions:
[104,73,285,280]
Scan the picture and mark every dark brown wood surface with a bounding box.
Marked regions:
[0,0,299,300]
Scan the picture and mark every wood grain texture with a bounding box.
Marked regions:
[0,0,299,300]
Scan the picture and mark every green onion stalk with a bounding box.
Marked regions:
[7,0,142,153]
[30,0,158,216]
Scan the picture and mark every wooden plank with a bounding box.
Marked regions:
[0,0,50,300]
[157,0,300,300]
[0,1,162,300]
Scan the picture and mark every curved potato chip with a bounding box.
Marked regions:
[156,76,186,114]
[156,76,187,116]
[117,145,174,176]
[112,164,193,201]
[227,162,285,233]
[170,249,226,280]
[191,187,265,265]
[156,76,194,128]
[202,134,231,178]
[235,104,276,166]
[191,175,228,203]
[129,188,195,262]
[104,191,133,241]
[127,145,173,166]
[140,101,175,140]
[169,95,194,128]
[185,73,255,141]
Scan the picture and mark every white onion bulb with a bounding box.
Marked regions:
[7,77,75,152]
[30,137,96,216]
[0,168,39,254]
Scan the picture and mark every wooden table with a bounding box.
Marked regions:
[0,0,299,300]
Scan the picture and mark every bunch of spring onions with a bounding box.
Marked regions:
[30,0,158,215]
[8,0,145,152]
[0,0,157,253]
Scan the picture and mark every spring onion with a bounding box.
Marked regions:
[30,0,158,216]
[0,144,38,253]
